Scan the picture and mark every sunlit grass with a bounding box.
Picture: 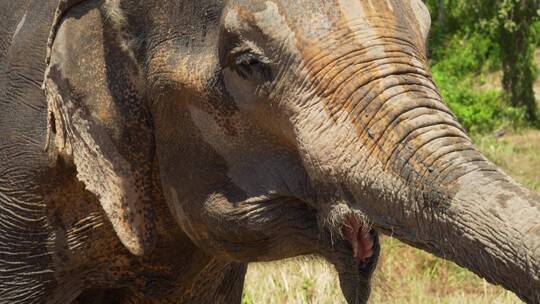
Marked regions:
[243,256,344,304]
[243,238,522,304]
[243,130,539,303]
[474,130,540,191]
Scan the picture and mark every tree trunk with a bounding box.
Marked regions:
[499,0,538,122]
[438,0,445,31]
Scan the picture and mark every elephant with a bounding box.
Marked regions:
[0,0,538,303]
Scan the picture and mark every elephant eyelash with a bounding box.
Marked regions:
[231,49,272,80]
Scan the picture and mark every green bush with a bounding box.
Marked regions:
[425,6,533,134]
[430,32,499,76]
[432,68,526,133]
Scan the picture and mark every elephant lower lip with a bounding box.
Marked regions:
[343,216,374,263]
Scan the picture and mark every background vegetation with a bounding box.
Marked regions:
[243,1,539,303]
[425,0,539,133]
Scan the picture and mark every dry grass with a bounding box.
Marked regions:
[243,130,540,304]
[243,242,522,304]
[475,130,540,190]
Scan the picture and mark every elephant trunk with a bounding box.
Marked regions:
[427,169,540,303]
[335,86,540,301]
[296,42,539,300]
[352,161,540,302]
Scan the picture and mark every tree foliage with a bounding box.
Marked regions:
[424,0,540,130]
[498,0,539,121]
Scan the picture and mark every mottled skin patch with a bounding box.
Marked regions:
[1,0,539,303]
[45,2,156,256]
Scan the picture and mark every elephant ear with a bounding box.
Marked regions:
[43,0,155,256]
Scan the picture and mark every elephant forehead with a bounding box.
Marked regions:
[228,0,430,92]
[229,0,428,43]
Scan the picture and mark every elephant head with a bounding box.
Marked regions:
[43,0,539,302]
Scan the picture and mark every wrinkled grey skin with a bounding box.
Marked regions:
[0,0,539,303]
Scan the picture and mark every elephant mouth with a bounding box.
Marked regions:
[322,203,376,264]
[343,216,375,263]
[238,194,376,263]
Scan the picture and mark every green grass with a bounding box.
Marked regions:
[243,129,539,304]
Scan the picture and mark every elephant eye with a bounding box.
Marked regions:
[232,50,272,81]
